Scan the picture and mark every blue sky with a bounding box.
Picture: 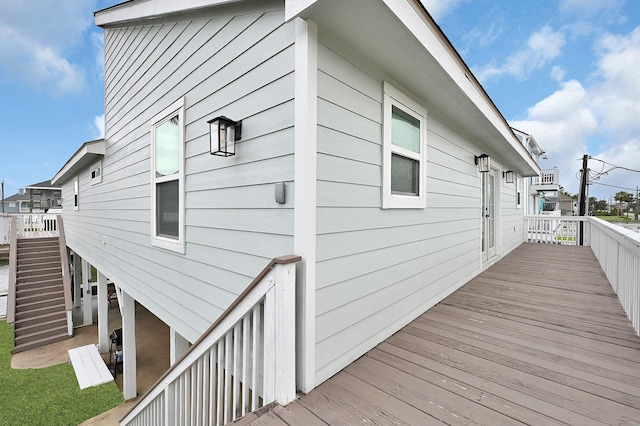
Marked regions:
[0,0,638,201]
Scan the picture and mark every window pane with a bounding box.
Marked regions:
[156,116,180,177]
[392,106,420,153]
[391,153,419,195]
[157,180,179,239]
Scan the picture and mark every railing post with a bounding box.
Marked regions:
[273,261,297,405]
[7,216,17,324]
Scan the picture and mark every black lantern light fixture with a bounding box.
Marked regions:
[503,170,515,183]
[208,116,242,157]
[475,154,491,173]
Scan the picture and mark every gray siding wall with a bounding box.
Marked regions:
[314,36,522,383]
[501,177,524,255]
[61,4,295,342]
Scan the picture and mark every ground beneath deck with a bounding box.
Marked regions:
[238,243,640,425]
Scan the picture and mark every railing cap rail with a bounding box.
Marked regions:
[120,254,301,423]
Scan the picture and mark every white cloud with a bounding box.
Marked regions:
[510,27,640,198]
[0,1,96,95]
[559,0,624,21]
[550,66,566,82]
[94,114,105,139]
[474,26,565,82]
[420,0,464,21]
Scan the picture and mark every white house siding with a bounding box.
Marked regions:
[62,5,296,343]
[501,177,524,256]
[314,37,491,384]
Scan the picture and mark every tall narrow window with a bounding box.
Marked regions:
[151,98,185,253]
[382,82,427,209]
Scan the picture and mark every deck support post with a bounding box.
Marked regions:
[170,328,189,365]
[97,271,109,353]
[122,290,137,400]
[81,259,92,326]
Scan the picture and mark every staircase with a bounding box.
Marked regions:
[12,237,70,353]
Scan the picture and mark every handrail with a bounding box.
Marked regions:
[7,216,17,324]
[589,217,640,336]
[56,215,73,335]
[121,254,301,425]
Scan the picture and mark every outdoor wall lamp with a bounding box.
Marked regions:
[475,154,491,173]
[208,116,242,157]
[503,170,515,183]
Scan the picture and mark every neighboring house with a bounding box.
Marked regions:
[1,191,25,214]
[1,181,62,214]
[52,0,540,400]
[560,193,578,216]
[512,128,560,216]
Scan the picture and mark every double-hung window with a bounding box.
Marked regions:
[151,98,185,253]
[382,82,427,209]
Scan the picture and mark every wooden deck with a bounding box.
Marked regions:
[237,243,640,425]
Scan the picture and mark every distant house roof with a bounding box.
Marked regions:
[52,139,105,185]
[3,192,26,202]
[25,180,60,190]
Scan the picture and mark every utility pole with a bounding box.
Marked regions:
[1,180,4,214]
[578,155,589,245]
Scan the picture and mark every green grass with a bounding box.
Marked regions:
[0,321,123,425]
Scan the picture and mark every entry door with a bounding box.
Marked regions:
[482,170,496,261]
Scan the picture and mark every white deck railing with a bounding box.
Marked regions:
[524,215,588,245]
[532,168,559,185]
[15,214,58,238]
[121,255,301,426]
[589,218,640,336]
[525,215,640,337]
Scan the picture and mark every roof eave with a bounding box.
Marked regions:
[94,0,243,27]
[52,140,105,186]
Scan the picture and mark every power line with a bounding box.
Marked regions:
[589,181,637,192]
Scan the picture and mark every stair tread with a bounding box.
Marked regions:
[12,332,70,354]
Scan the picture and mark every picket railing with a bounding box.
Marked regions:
[590,217,640,336]
[15,214,58,238]
[121,255,300,426]
[524,215,588,245]
[532,168,559,185]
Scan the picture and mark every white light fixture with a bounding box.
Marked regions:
[475,154,491,173]
[503,170,515,183]
[208,116,242,157]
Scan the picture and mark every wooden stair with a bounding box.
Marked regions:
[12,237,69,353]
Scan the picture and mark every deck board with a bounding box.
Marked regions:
[237,244,640,425]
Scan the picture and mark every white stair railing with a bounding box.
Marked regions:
[121,255,300,426]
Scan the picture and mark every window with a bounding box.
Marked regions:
[74,177,79,211]
[516,177,523,209]
[90,161,102,185]
[151,98,185,253]
[382,82,427,209]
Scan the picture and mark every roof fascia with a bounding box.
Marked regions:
[95,0,242,26]
[52,140,105,185]
[285,0,318,21]
[386,0,538,175]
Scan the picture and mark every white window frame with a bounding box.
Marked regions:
[382,82,428,209]
[74,177,79,211]
[516,176,523,209]
[150,98,185,253]
[90,161,102,185]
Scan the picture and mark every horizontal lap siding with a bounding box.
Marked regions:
[315,39,483,383]
[62,5,295,342]
[501,178,524,255]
